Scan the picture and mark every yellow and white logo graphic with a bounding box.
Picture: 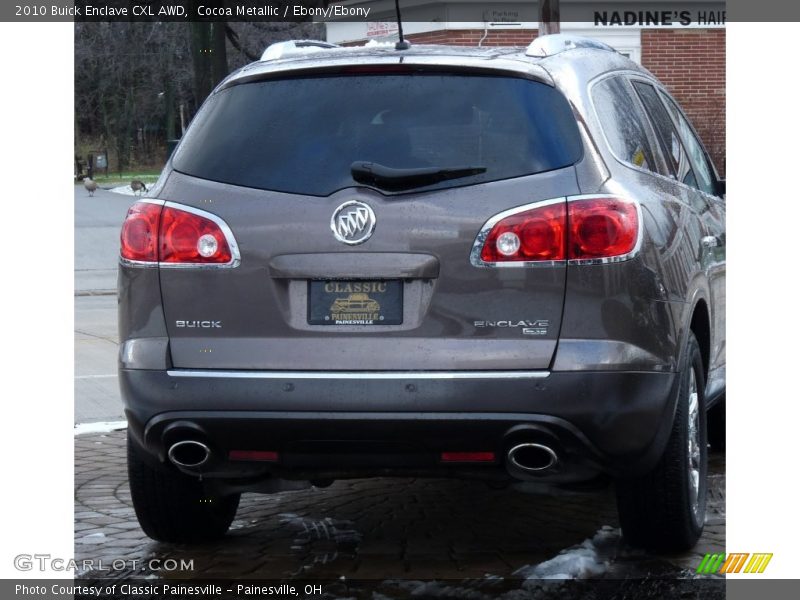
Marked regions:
[331,293,381,316]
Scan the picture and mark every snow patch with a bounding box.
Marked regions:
[78,532,107,544]
[363,39,396,48]
[514,526,620,582]
[74,420,127,436]
[279,514,361,573]
[109,184,151,196]
[229,519,252,531]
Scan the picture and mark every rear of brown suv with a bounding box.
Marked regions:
[119,37,726,551]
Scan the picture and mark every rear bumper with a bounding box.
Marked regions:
[121,368,678,483]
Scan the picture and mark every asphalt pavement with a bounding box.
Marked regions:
[75,184,133,423]
[75,184,134,294]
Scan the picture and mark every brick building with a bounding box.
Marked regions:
[326,1,726,173]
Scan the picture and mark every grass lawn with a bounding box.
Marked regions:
[78,170,162,188]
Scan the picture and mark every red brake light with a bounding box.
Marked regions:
[120,201,236,266]
[568,198,639,260]
[120,202,161,262]
[159,206,232,264]
[475,196,639,264]
[479,203,566,263]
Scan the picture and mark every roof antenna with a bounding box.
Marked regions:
[394,0,411,50]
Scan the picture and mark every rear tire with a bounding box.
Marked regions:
[127,433,240,543]
[615,332,707,552]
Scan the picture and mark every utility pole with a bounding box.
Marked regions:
[539,0,561,35]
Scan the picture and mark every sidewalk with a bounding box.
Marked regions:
[76,429,725,585]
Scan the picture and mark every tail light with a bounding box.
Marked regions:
[120,201,239,267]
[472,196,639,266]
[479,202,566,263]
[568,197,639,261]
[119,202,161,262]
[159,205,233,264]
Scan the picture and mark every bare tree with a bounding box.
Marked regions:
[75,20,323,172]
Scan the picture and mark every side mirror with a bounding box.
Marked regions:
[717,179,726,198]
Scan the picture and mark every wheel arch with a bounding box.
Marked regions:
[676,277,712,383]
[689,298,711,383]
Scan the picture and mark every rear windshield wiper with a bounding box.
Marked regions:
[351,161,486,192]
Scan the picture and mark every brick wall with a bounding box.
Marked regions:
[406,29,537,46]
[641,29,726,174]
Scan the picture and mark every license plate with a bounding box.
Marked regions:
[308,280,403,325]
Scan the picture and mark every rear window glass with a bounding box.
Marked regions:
[172,74,583,196]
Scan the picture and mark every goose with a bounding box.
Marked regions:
[131,180,148,196]
[83,177,98,196]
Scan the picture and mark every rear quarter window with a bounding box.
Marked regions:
[591,75,668,177]
[172,73,583,196]
[631,80,695,186]
[659,91,718,196]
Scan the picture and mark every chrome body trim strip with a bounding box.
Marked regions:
[166,369,551,380]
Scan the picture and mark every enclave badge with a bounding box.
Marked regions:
[331,201,376,245]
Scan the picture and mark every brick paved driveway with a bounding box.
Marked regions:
[76,430,725,590]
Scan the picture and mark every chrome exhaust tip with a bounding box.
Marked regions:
[507,442,558,473]
[168,440,211,469]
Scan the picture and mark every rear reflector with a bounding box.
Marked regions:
[473,196,639,265]
[120,201,238,266]
[440,451,496,463]
[229,450,279,462]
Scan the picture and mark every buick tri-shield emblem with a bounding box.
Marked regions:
[331,201,376,245]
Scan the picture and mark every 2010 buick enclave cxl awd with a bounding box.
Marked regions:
[118,35,726,551]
